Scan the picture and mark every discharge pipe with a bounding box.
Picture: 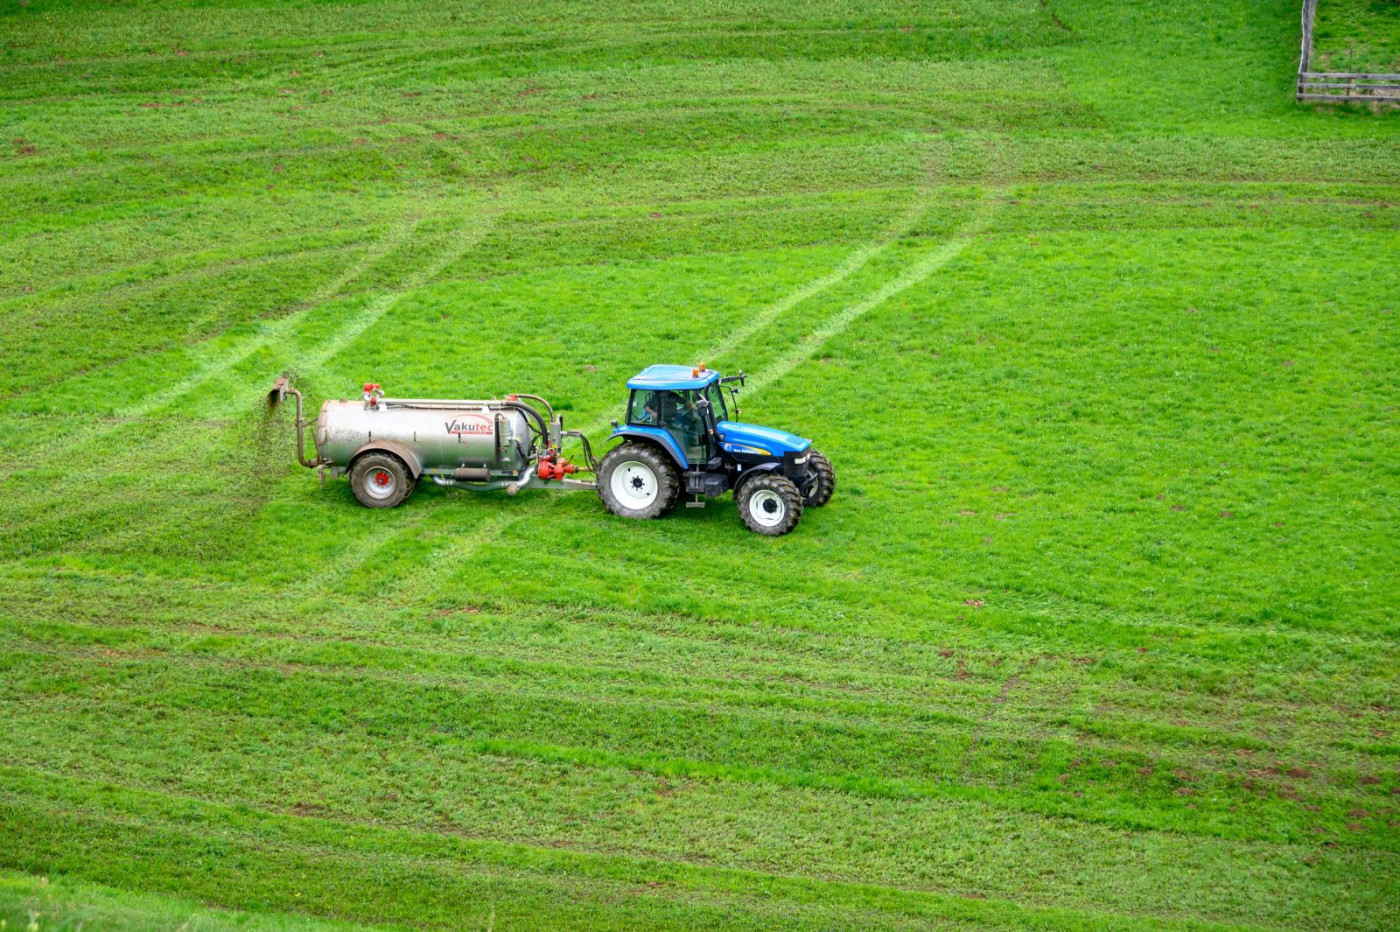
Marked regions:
[266,376,321,469]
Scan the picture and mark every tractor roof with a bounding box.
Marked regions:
[626,364,721,391]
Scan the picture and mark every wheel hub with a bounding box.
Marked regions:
[749,489,786,527]
[364,466,398,500]
[610,460,659,508]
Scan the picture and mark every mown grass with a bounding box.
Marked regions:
[1,0,1397,929]
[1314,0,1400,73]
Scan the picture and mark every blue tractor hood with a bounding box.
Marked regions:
[717,420,811,456]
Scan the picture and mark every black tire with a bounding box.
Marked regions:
[736,473,803,536]
[597,442,680,520]
[804,449,836,507]
[349,452,414,508]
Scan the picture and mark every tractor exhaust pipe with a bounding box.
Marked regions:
[267,376,320,469]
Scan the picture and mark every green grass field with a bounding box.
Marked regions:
[1313,0,1400,73]
[2,0,1398,929]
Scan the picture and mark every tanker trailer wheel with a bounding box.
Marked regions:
[803,449,836,507]
[349,452,414,508]
[597,442,679,520]
[737,473,803,536]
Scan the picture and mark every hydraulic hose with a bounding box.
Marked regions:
[501,400,548,454]
[512,393,555,424]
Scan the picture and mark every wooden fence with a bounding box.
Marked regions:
[1297,0,1400,104]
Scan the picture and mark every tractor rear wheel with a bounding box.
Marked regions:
[737,473,803,536]
[803,449,836,507]
[598,442,680,520]
[349,451,414,508]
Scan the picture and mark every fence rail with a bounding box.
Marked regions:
[1298,72,1400,102]
[1296,0,1400,104]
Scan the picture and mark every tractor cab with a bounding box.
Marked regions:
[599,364,835,535]
[623,365,727,465]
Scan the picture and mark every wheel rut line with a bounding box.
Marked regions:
[125,216,424,419]
[10,611,1389,755]
[2,204,502,544]
[746,199,997,399]
[293,495,493,595]
[571,189,938,441]
[14,639,1393,813]
[375,498,556,603]
[279,205,506,384]
[1,773,1297,932]
[4,744,1391,864]
[695,188,934,375]
[2,215,423,478]
[0,238,367,319]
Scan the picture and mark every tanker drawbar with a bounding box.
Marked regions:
[268,367,835,535]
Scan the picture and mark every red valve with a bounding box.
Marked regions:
[536,453,579,481]
[363,383,381,393]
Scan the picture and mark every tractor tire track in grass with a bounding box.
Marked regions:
[117,213,424,422]
[0,205,502,558]
[250,206,512,585]
[269,204,504,395]
[4,766,1326,932]
[4,639,1398,865]
[365,501,550,603]
[6,574,1393,766]
[0,214,421,475]
[699,188,936,372]
[745,197,998,398]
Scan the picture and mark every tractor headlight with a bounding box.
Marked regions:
[794,454,810,466]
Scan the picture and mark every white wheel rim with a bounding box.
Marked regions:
[749,489,786,527]
[610,460,659,508]
[364,466,398,500]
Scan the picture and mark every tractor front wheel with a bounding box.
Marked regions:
[737,473,803,536]
[597,442,680,520]
[803,449,835,507]
[349,451,414,508]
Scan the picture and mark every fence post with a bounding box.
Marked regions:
[1298,0,1316,99]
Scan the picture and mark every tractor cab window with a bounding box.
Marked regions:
[629,389,667,426]
[629,389,708,462]
[703,383,728,422]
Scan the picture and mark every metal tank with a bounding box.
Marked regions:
[317,396,534,481]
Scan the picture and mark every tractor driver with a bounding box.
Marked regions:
[640,390,703,439]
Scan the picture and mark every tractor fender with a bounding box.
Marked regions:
[607,426,688,469]
[733,462,784,495]
[350,439,424,478]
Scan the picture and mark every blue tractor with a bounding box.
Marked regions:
[597,364,835,535]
